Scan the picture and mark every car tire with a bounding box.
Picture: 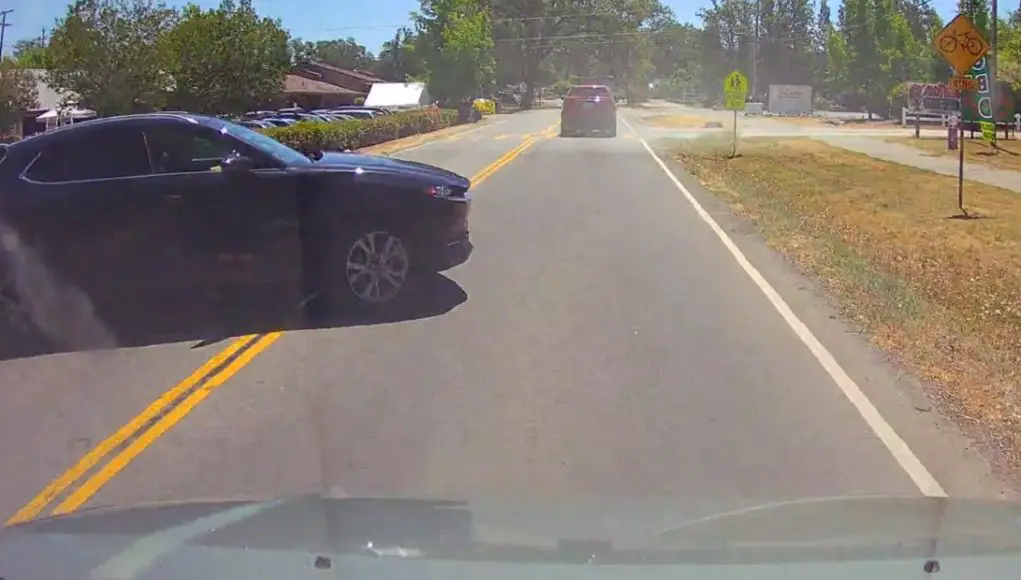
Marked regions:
[324,222,416,312]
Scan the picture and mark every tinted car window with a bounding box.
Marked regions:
[210,118,311,167]
[25,127,152,182]
[145,124,249,174]
[566,86,612,99]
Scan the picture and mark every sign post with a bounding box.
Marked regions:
[933,13,990,216]
[723,70,748,158]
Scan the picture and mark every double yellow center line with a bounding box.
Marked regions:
[4,121,557,526]
[472,124,555,185]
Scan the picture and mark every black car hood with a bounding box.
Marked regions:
[4,495,1021,579]
[311,152,471,189]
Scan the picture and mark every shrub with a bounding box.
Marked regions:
[261,108,460,154]
[473,98,496,115]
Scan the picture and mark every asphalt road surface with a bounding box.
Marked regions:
[0,107,1014,527]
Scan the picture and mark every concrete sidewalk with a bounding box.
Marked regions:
[817,135,1021,193]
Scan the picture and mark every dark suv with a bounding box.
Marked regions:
[0,113,473,346]
[560,85,617,137]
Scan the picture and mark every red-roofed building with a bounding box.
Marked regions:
[282,74,363,108]
[292,61,386,95]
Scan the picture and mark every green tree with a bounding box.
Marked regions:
[289,37,375,70]
[164,0,291,115]
[825,27,851,94]
[289,38,317,65]
[0,62,38,134]
[997,11,1021,88]
[415,0,495,102]
[958,0,991,38]
[11,39,51,69]
[376,27,424,81]
[46,0,178,116]
[648,20,700,88]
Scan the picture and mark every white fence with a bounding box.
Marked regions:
[901,107,1021,131]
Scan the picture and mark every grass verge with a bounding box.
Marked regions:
[675,136,1021,469]
[763,116,899,130]
[887,136,1021,172]
[642,114,727,129]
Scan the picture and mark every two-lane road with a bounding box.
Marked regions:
[1,108,1012,525]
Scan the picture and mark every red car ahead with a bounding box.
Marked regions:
[559,85,617,138]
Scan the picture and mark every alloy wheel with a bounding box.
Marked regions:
[344,231,410,304]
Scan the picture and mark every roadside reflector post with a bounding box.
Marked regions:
[948,115,959,150]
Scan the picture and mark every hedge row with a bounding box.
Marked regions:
[261,108,461,154]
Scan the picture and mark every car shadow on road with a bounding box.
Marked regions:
[0,274,468,362]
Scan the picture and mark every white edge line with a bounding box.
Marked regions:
[618,115,947,498]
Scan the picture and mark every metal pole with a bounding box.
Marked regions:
[0,10,13,60]
[751,0,759,99]
[959,122,966,214]
[732,109,738,157]
[990,0,998,146]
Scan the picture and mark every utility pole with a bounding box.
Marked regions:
[751,0,760,100]
[990,0,998,147]
[0,10,13,60]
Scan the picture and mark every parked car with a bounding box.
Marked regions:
[0,113,473,343]
[333,106,392,116]
[261,118,296,127]
[560,84,617,137]
[331,109,375,120]
[276,112,330,123]
[239,119,273,129]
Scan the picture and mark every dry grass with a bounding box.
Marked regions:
[675,137,1021,468]
[888,136,1021,172]
[641,114,727,129]
[764,116,901,130]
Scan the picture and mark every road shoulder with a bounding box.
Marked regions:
[653,138,1017,501]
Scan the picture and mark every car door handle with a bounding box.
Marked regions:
[165,194,183,203]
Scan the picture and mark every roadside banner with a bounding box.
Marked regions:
[960,56,1016,125]
[767,85,812,115]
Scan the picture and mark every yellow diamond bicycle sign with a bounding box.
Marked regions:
[933,13,990,76]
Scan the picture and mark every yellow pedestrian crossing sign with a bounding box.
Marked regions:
[723,70,748,111]
[724,71,748,94]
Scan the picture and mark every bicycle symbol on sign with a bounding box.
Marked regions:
[939,27,984,57]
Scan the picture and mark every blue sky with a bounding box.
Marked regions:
[0,0,978,55]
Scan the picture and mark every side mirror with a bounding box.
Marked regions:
[220,153,254,174]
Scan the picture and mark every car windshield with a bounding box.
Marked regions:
[7,0,1021,574]
[209,117,312,166]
